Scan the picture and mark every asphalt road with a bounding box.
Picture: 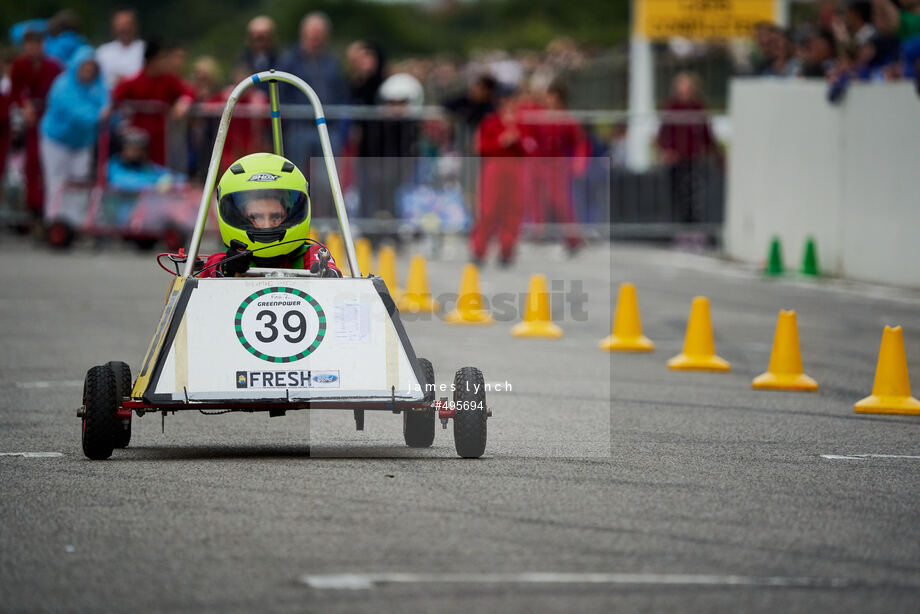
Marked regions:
[1,235,919,613]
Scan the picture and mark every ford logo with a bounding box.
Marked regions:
[313,374,338,384]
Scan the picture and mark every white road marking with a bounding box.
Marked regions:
[821,454,920,461]
[0,452,64,458]
[299,573,853,590]
[14,380,83,389]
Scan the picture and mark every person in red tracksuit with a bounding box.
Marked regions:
[655,72,716,224]
[533,82,589,253]
[514,87,547,228]
[0,52,13,202]
[111,40,195,166]
[470,90,536,267]
[205,65,270,174]
[9,31,62,220]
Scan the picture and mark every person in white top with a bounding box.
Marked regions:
[95,8,145,88]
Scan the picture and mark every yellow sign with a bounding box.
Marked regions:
[635,0,777,40]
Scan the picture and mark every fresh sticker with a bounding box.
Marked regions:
[236,370,312,389]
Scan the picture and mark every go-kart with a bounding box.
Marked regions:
[77,71,489,459]
[44,128,213,251]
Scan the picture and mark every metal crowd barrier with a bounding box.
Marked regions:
[1,102,729,243]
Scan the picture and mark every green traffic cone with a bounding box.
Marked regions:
[764,237,784,277]
[800,237,819,277]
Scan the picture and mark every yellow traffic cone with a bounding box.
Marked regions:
[511,274,562,338]
[854,326,920,415]
[323,231,340,255]
[446,263,494,325]
[752,310,818,391]
[599,282,653,351]
[377,245,402,300]
[324,232,350,276]
[355,237,372,276]
[397,255,440,314]
[667,296,730,372]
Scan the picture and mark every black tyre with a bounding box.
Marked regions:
[403,357,435,448]
[452,367,487,458]
[81,365,119,460]
[132,237,158,251]
[46,220,75,249]
[106,361,132,449]
[162,225,187,253]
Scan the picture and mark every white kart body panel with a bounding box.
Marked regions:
[150,277,424,403]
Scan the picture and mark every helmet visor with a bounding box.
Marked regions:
[219,189,308,234]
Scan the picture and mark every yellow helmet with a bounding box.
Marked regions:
[215,152,311,259]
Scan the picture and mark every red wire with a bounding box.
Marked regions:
[155,239,325,278]
[156,253,180,276]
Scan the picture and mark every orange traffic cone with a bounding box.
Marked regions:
[397,255,440,313]
[752,310,818,391]
[511,274,562,338]
[855,326,920,415]
[324,232,350,276]
[667,296,730,372]
[599,282,653,351]
[355,237,372,276]
[446,264,493,325]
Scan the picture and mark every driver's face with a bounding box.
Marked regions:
[244,198,287,229]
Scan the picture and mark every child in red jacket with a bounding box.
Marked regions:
[470,90,536,266]
[10,30,62,219]
[533,82,589,252]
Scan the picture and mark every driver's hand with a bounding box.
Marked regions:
[310,261,342,278]
[219,239,251,276]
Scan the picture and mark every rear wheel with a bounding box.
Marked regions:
[403,358,435,448]
[106,361,132,448]
[452,367,487,458]
[81,365,119,460]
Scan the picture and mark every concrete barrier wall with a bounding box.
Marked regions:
[725,80,920,288]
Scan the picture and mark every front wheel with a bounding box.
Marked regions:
[404,358,435,448]
[81,365,120,460]
[452,367,487,458]
[106,361,132,448]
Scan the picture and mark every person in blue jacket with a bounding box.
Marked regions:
[44,10,90,66]
[107,127,183,192]
[9,19,49,48]
[39,44,108,217]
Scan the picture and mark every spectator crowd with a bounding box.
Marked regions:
[746,0,920,99]
[0,6,606,264]
[4,2,914,259]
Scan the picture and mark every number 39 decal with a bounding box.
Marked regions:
[254,309,308,343]
[235,287,326,363]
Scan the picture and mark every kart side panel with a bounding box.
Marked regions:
[131,276,191,398]
[140,276,426,405]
